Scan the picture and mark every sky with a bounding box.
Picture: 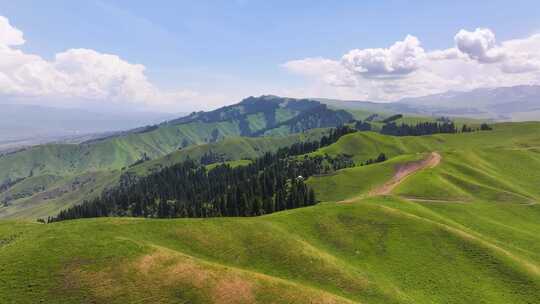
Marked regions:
[1,0,539,113]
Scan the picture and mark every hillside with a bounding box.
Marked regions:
[0,96,352,184]
[1,121,540,303]
[0,129,331,220]
[0,96,355,220]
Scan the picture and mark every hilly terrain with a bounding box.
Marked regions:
[0,96,352,184]
[1,121,539,303]
[0,96,354,219]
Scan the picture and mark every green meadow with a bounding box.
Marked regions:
[1,122,540,303]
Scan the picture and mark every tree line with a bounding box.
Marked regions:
[46,126,357,223]
[380,121,492,136]
[361,153,387,166]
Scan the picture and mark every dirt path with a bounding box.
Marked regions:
[368,152,441,197]
[403,197,466,204]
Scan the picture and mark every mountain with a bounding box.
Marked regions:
[0,96,352,184]
[398,85,540,120]
[319,85,540,121]
[0,96,353,219]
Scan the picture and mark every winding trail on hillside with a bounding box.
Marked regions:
[368,152,442,196]
[339,152,442,203]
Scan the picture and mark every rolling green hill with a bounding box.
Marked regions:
[0,96,355,220]
[0,96,353,184]
[0,129,331,220]
[1,121,539,303]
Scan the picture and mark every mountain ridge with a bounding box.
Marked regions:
[318,85,540,121]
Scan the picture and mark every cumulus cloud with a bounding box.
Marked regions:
[0,16,24,47]
[282,57,357,87]
[341,35,424,77]
[454,28,506,63]
[427,48,464,61]
[0,15,213,112]
[499,34,540,73]
[283,28,540,101]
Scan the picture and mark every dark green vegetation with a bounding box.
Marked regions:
[0,97,354,219]
[48,127,356,222]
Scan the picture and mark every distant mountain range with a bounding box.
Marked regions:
[4,84,539,151]
[318,85,540,121]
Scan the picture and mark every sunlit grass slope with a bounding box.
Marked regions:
[128,129,329,176]
[1,196,539,304]
[1,122,540,303]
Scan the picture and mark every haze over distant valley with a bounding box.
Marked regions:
[0,104,181,152]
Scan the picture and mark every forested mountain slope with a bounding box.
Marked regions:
[0,96,353,184]
[0,128,332,220]
[0,96,354,220]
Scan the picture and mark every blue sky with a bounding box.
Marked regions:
[1,0,539,112]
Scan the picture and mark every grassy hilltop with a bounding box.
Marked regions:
[1,122,539,303]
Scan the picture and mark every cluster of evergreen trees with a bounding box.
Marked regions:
[128,153,151,168]
[200,151,227,165]
[46,126,357,223]
[382,114,404,123]
[381,119,493,137]
[354,120,372,131]
[381,121,459,136]
[480,123,493,131]
[361,153,387,166]
[461,123,493,132]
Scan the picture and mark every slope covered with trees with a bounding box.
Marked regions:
[0,96,353,185]
[0,97,355,220]
[0,128,331,220]
[48,127,357,222]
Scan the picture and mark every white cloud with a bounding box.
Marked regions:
[454,28,506,63]
[282,57,357,87]
[499,34,540,73]
[0,16,24,47]
[0,15,215,112]
[341,35,424,77]
[427,48,464,61]
[283,28,540,101]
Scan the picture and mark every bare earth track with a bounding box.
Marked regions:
[369,152,441,196]
[340,152,441,203]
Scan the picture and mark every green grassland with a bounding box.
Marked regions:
[1,122,539,303]
[1,198,538,303]
[0,170,121,220]
[128,129,329,176]
[0,120,245,183]
[0,97,351,220]
[0,100,311,184]
[307,153,425,202]
[0,129,329,220]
